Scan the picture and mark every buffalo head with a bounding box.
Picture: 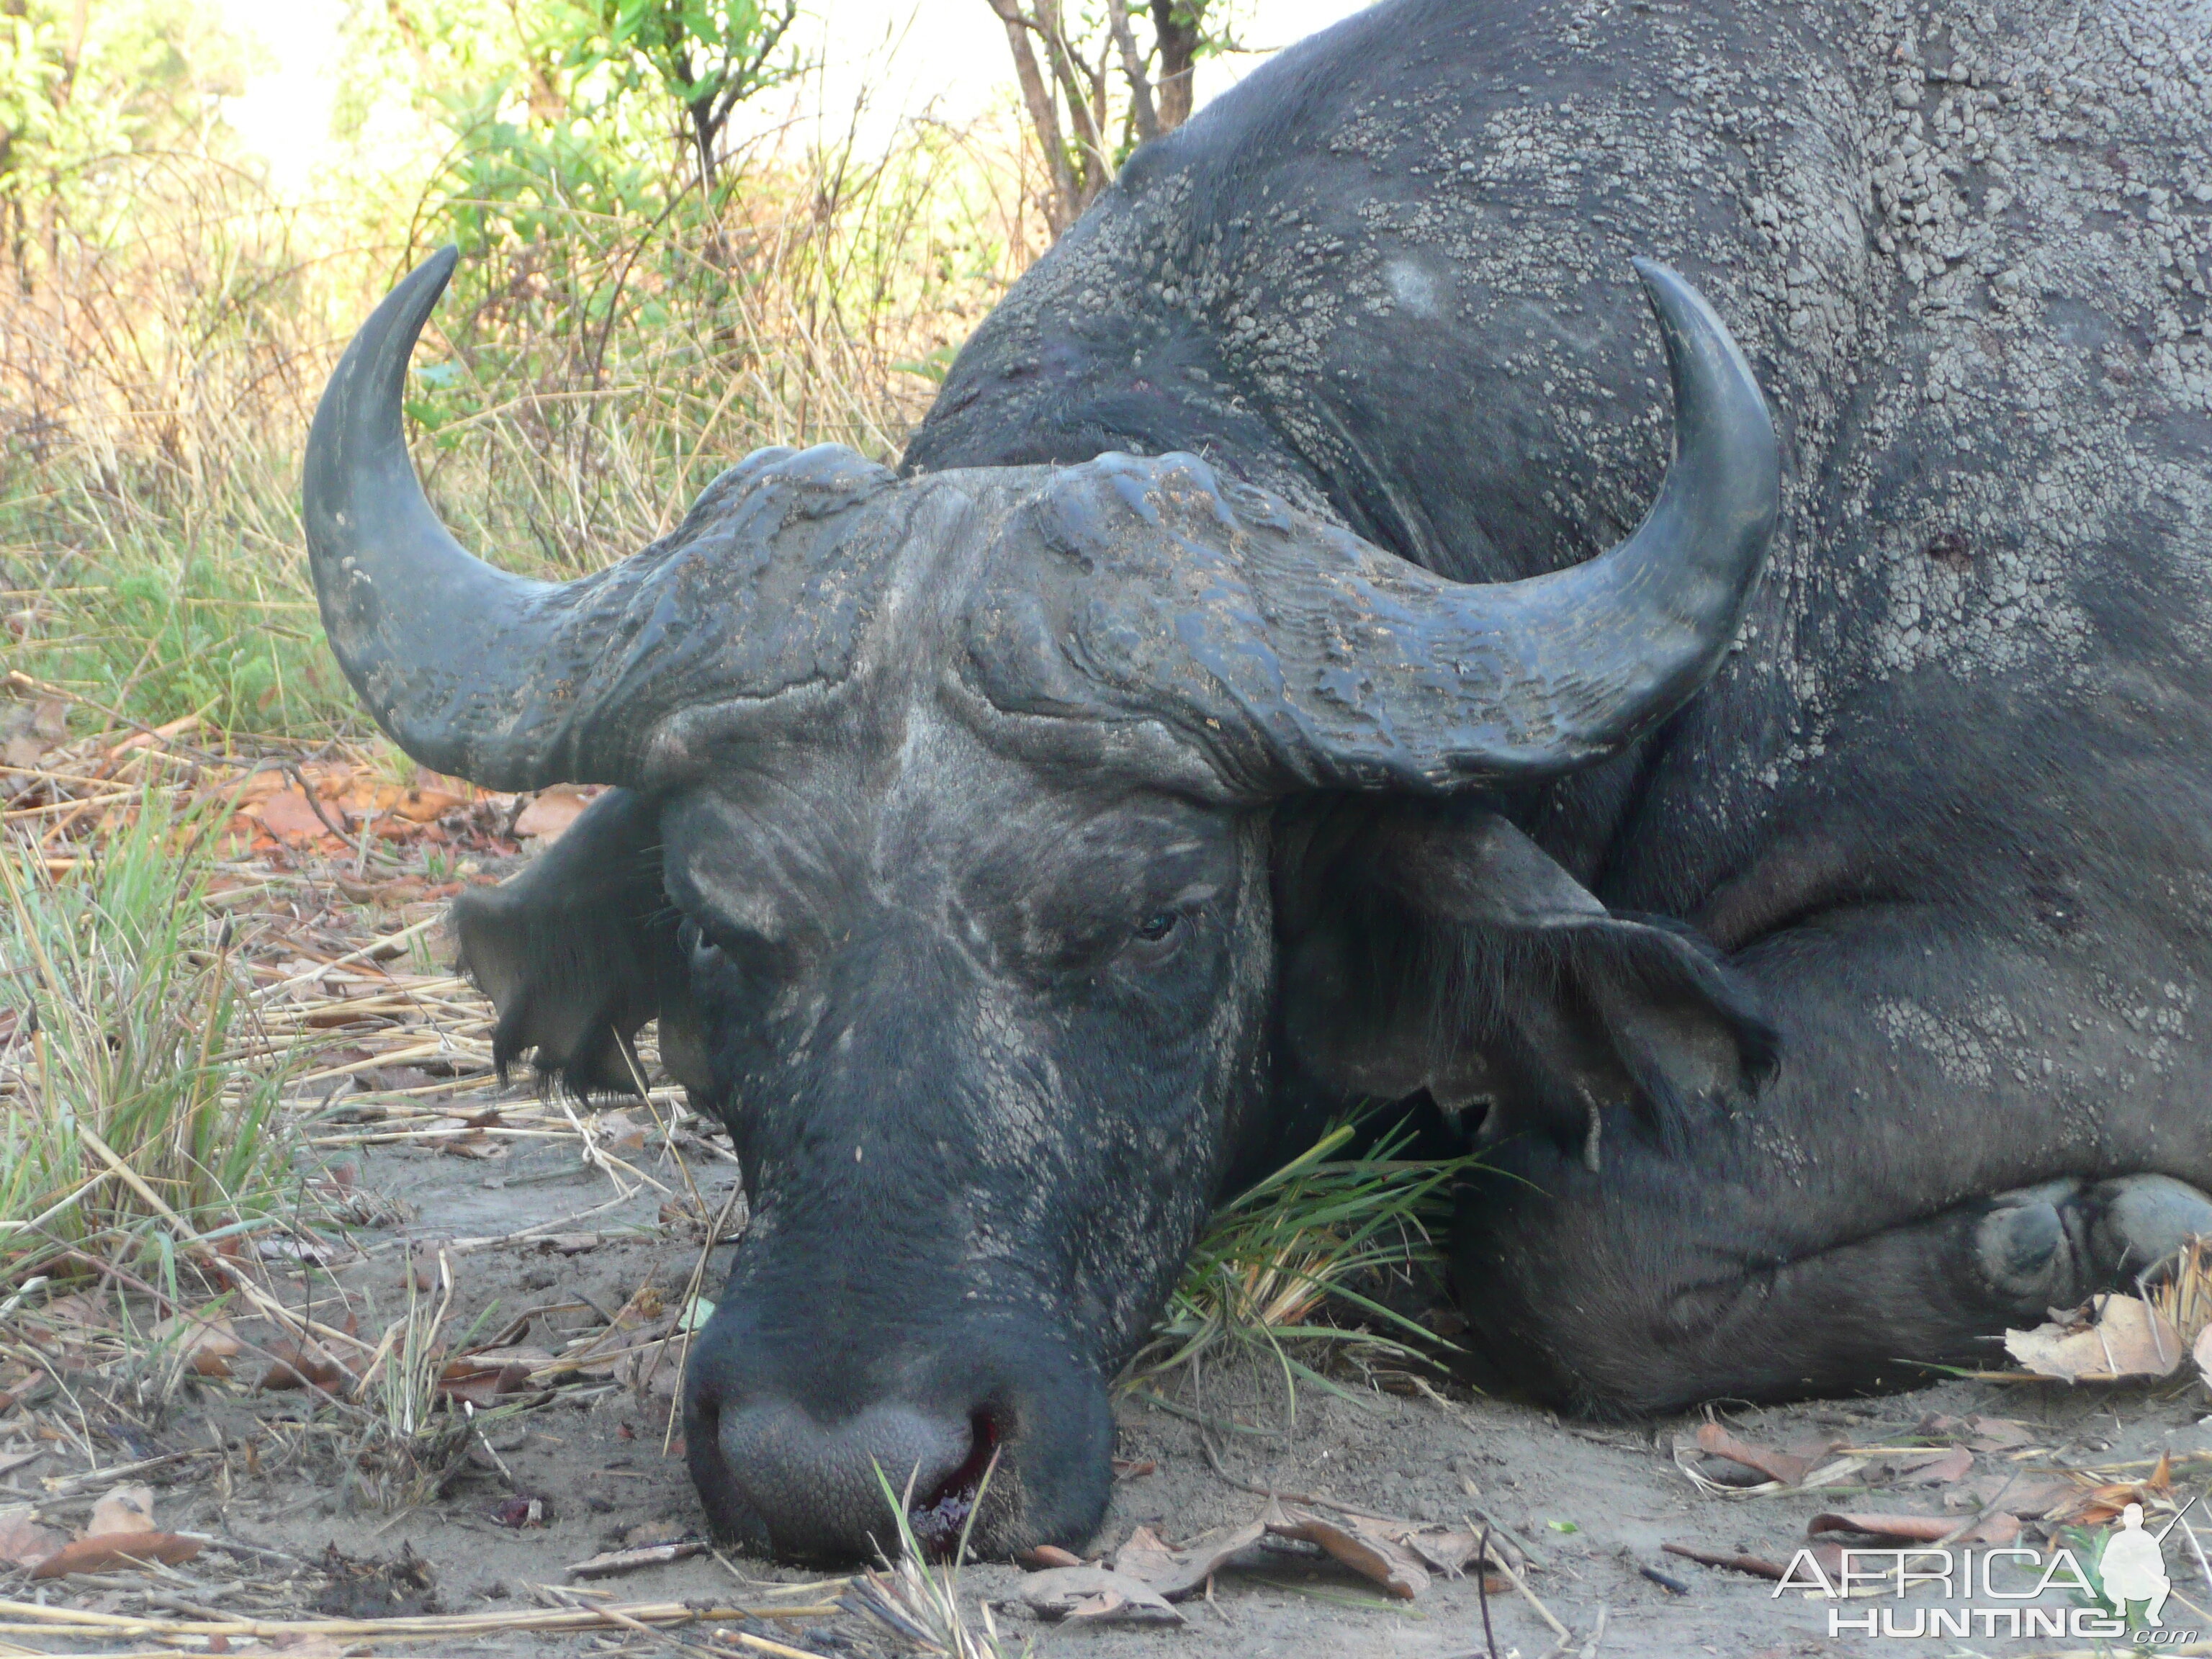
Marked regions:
[301,246,1778,1559]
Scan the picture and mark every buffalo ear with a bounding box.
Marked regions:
[453,788,714,1100]
[1278,804,1775,1162]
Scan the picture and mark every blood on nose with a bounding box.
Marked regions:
[905,1409,1002,1557]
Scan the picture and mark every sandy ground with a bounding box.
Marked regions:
[5,1123,2210,1659]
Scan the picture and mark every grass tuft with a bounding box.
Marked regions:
[1125,1113,1478,1409]
[0,792,297,1288]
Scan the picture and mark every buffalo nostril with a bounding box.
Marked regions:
[906,1409,1002,1557]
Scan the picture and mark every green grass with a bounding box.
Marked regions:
[0,792,298,1286]
[4,521,364,744]
[1125,1113,1479,1409]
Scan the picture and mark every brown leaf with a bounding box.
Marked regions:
[2005,1293,2184,1382]
[594,1110,648,1153]
[1890,1446,1974,1487]
[1262,1503,1452,1600]
[0,1503,60,1569]
[514,785,597,842]
[257,788,343,847]
[2049,1452,2175,1526]
[1807,1510,2021,1545]
[87,1484,156,1537]
[152,1309,240,1378]
[566,1539,708,1578]
[1019,1565,1184,1623]
[258,1340,346,1392]
[1110,1520,1265,1599]
[1662,1542,1786,1580]
[30,1530,201,1578]
[435,1357,536,1408]
[382,785,467,824]
[1695,1421,1815,1485]
[1020,1544,1088,1568]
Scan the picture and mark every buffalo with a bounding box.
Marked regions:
[303,0,2212,1562]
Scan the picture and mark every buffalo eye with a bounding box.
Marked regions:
[1129,909,1184,953]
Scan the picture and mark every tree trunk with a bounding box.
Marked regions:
[985,0,1078,235]
[1151,0,1199,131]
[1104,0,1159,143]
[689,96,719,192]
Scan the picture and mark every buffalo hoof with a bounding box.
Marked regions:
[1974,1179,2086,1307]
[2087,1174,2212,1277]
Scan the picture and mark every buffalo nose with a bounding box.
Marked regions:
[714,1398,1002,1560]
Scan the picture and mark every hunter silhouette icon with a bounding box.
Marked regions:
[2103,1503,2172,1625]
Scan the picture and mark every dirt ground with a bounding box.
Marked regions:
[6,1119,2210,1659]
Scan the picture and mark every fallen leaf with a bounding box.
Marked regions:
[1020,1544,1089,1569]
[1890,1446,1974,1487]
[2005,1293,2184,1382]
[0,1503,60,1569]
[1019,1565,1184,1624]
[1111,1520,1265,1599]
[257,788,342,846]
[1807,1510,2020,1545]
[1112,1457,1158,1480]
[1264,1505,1433,1599]
[1662,1542,1786,1580]
[595,1110,648,1153]
[1695,1421,1817,1485]
[436,1357,536,1408]
[41,1291,117,1332]
[258,1341,346,1392]
[514,785,595,842]
[566,1539,707,1578]
[30,1530,202,1577]
[2048,1452,2176,1526]
[87,1484,157,1537]
[382,785,467,823]
[153,1309,240,1377]
[1965,1416,2036,1451]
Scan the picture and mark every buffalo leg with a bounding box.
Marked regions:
[1449,910,2212,1415]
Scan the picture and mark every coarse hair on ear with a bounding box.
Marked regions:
[1275,798,1776,1166]
[452,788,714,1103]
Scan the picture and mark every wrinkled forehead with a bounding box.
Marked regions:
[645,451,1244,804]
[659,684,1233,937]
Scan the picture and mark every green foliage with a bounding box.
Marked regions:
[4,499,361,739]
[1125,1113,1478,1408]
[0,794,297,1282]
[0,0,250,245]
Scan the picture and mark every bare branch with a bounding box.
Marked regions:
[984,0,1078,233]
[1105,0,1161,143]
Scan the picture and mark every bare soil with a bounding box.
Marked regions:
[6,1124,2209,1659]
